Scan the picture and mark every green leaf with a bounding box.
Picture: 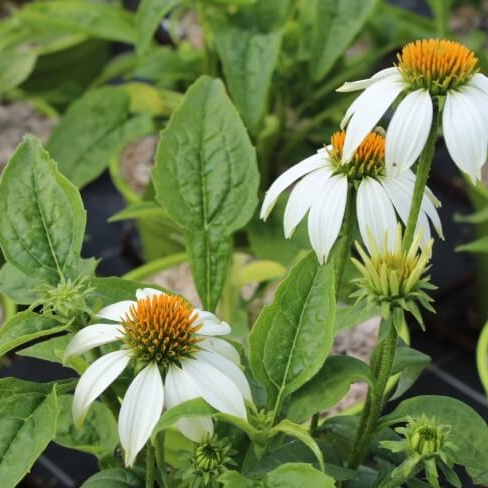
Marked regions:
[47,87,154,189]
[108,201,172,223]
[334,302,380,333]
[81,469,143,488]
[55,395,118,457]
[0,379,58,488]
[249,252,336,401]
[288,355,372,423]
[467,465,488,485]
[0,262,44,305]
[0,310,69,356]
[456,235,488,254]
[212,23,282,135]
[270,420,324,471]
[0,136,86,283]
[263,463,336,487]
[135,0,179,56]
[236,260,286,287]
[382,395,488,470]
[0,50,36,94]
[153,76,259,310]
[219,471,257,488]
[19,1,136,44]
[308,0,378,82]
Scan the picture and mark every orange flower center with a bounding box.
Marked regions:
[397,39,478,94]
[121,294,201,366]
[330,130,385,179]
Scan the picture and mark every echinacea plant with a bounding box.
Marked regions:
[0,5,487,487]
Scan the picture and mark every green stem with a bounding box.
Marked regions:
[403,105,440,249]
[348,320,398,469]
[146,442,156,488]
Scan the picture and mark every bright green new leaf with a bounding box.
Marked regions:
[0,311,70,357]
[153,76,259,310]
[212,23,282,135]
[236,260,286,287]
[0,379,58,488]
[0,50,36,94]
[81,469,144,488]
[219,471,257,488]
[288,355,372,423]
[249,252,336,401]
[263,463,335,487]
[382,395,488,470]
[308,0,377,82]
[47,87,154,189]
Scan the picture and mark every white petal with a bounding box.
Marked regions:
[337,67,401,92]
[136,288,164,299]
[386,90,433,175]
[72,350,130,427]
[195,350,251,401]
[308,175,348,264]
[197,321,231,336]
[118,363,164,467]
[63,323,123,363]
[341,78,405,163]
[200,337,240,365]
[165,366,213,442]
[283,167,332,238]
[470,73,488,98]
[443,90,488,182]
[260,152,327,220]
[97,300,135,321]
[461,85,488,127]
[357,178,398,253]
[182,358,247,419]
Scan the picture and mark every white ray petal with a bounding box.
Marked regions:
[63,324,123,363]
[136,288,164,299]
[308,175,348,264]
[283,167,332,238]
[197,321,231,336]
[337,67,401,92]
[260,152,327,220]
[195,350,251,401]
[341,78,405,164]
[386,90,433,175]
[165,366,213,442]
[470,73,488,97]
[357,178,398,253]
[72,350,130,427]
[97,300,135,321]
[443,90,488,182]
[200,337,240,365]
[182,358,247,419]
[461,85,488,127]
[118,362,164,467]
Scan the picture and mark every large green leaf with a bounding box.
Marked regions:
[288,355,372,423]
[47,87,154,189]
[0,50,36,94]
[382,395,488,470]
[135,0,179,56]
[153,76,259,311]
[0,262,45,305]
[55,395,118,457]
[212,23,282,135]
[307,0,377,82]
[249,252,336,402]
[0,379,58,488]
[0,136,86,283]
[19,1,136,44]
[0,311,69,357]
[81,469,143,488]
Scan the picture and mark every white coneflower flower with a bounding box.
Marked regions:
[260,130,442,264]
[338,39,488,181]
[63,288,251,467]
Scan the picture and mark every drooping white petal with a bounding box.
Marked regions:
[260,152,326,220]
[470,73,488,98]
[97,300,135,321]
[461,85,488,127]
[341,78,405,164]
[181,358,247,419]
[197,321,231,336]
[63,323,123,364]
[72,350,130,427]
[165,365,214,442]
[386,90,433,175]
[118,362,164,467]
[307,174,348,264]
[283,167,332,238]
[200,337,240,365]
[443,90,488,182]
[357,177,398,253]
[337,67,401,92]
[195,350,251,401]
[136,288,164,299]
